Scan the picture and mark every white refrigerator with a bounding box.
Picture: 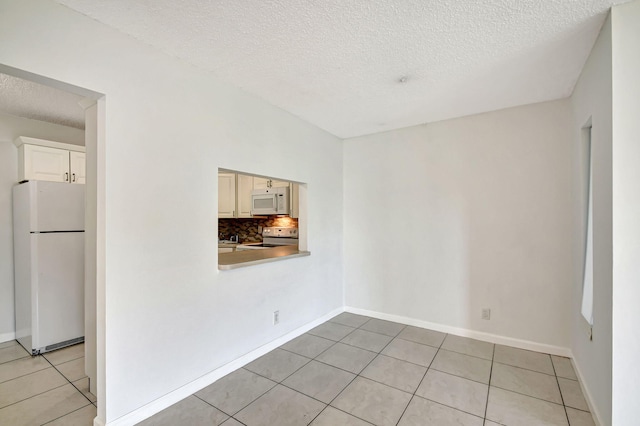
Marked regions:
[13,181,85,355]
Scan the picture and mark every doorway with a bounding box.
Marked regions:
[0,64,104,419]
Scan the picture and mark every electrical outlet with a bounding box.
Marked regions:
[481,308,491,320]
[273,310,280,325]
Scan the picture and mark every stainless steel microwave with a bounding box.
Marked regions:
[251,187,289,215]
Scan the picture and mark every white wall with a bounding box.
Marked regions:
[0,1,343,423]
[611,2,640,424]
[344,99,573,349]
[0,112,84,342]
[569,15,613,425]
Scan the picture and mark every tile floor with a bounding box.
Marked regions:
[140,313,596,426]
[0,340,97,425]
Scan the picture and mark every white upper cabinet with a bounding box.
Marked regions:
[219,172,295,218]
[16,137,86,184]
[291,183,299,219]
[21,144,70,183]
[236,174,254,218]
[70,152,86,184]
[253,177,290,190]
[218,173,236,218]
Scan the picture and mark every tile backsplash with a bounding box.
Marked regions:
[219,217,298,243]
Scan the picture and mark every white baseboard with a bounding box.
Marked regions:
[105,307,344,426]
[345,307,572,357]
[570,354,603,426]
[0,332,16,344]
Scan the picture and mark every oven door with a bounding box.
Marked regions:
[251,193,278,215]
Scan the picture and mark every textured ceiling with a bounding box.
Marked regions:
[0,73,86,129]
[55,0,627,138]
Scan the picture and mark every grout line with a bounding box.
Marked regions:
[193,373,276,419]
[306,322,407,425]
[550,353,571,425]
[488,384,568,408]
[40,402,93,425]
[0,381,69,411]
[484,343,496,420]
[393,329,443,426]
[41,350,95,405]
[491,359,558,377]
[0,363,50,385]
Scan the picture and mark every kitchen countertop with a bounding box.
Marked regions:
[218,245,310,270]
[218,242,239,248]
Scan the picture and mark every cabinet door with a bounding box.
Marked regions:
[237,174,254,218]
[253,178,290,189]
[270,180,290,189]
[218,173,236,218]
[291,183,299,218]
[69,152,86,184]
[22,145,70,182]
[253,177,269,190]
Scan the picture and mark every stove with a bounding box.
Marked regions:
[236,227,298,251]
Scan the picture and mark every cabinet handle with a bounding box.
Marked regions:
[72,173,76,182]
[64,172,69,182]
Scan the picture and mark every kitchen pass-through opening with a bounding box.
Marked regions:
[217,168,309,269]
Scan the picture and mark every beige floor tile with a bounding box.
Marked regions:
[245,348,310,382]
[398,396,483,426]
[552,355,578,380]
[56,357,87,382]
[431,349,492,384]
[359,319,405,337]
[493,345,554,375]
[221,418,244,426]
[43,343,85,366]
[0,384,89,426]
[381,338,437,367]
[139,395,228,426]
[0,344,30,364]
[486,386,568,425]
[72,377,97,403]
[195,368,276,415]
[44,404,97,426]
[441,335,494,360]
[0,367,67,409]
[329,313,371,328]
[0,341,19,350]
[283,360,355,403]
[416,369,488,417]
[484,421,502,426]
[566,407,596,426]
[331,377,411,426]
[397,326,446,348]
[492,362,562,404]
[360,354,427,393]
[316,343,377,374]
[281,334,335,359]
[558,378,589,411]
[236,384,325,426]
[340,329,393,352]
[309,322,356,341]
[0,356,50,383]
[310,406,371,425]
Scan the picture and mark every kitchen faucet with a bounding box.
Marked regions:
[230,234,239,243]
